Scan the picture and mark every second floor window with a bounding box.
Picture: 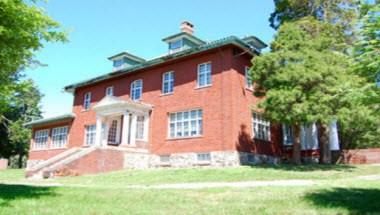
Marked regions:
[106,86,114,96]
[34,129,49,149]
[245,66,253,89]
[197,62,212,87]
[252,112,271,141]
[83,92,91,110]
[131,79,143,101]
[162,71,174,94]
[51,126,68,148]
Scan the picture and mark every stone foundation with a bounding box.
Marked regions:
[124,151,280,169]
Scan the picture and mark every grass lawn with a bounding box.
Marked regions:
[1,165,380,214]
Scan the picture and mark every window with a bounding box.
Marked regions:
[162,71,174,94]
[34,129,49,149]
[85,125,96,146]
[197,153,211,162]
[136,116,145,140]
[282,124,293,146]
[252,113,271,141]
[108,120,118,144]
[169,109,202,138]
[113,59,124,68]
[51,126,68,148]
[131,79,142,101]
[245,66,253,89]
[376,73,380,87]
[169,39,183,54]
[160,155,170,163]
[106,86,114,96]
[83,92,91,110]
[197,62,212,87]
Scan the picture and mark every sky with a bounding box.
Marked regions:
[26,0,275,118]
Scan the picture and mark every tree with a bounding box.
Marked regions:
[0,0,65,167]
[0,0,66,115]
[251,17,362,164]
[269,0,359,31]
[0,80,42,168]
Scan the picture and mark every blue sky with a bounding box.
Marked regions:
[27,0,275,118]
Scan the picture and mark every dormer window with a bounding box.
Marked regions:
[113,59,124,68]
[108,52,145,71]
[169,39,183,54]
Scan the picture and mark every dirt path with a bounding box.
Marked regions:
[0,179,315,189]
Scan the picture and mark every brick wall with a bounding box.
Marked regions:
[54,148,125,176]
[343,148,380,164]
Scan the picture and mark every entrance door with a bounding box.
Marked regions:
[108,118,121,145]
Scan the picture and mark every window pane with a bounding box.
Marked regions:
[168,109,203,138]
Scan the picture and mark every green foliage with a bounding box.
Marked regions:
[251,18,361,126]
[0,0,66,114]
[354,2,380,83]
[269,0,360,31]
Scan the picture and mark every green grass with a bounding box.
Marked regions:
[1,165,380,214]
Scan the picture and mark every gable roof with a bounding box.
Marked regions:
[64,36,266,93]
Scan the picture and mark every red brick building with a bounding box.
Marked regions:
[25,22,338,178]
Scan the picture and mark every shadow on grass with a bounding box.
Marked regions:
[246,164,356,172]
[305,187,380,214]
[0,184,57,207]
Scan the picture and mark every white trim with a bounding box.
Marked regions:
[197,62,212,88]
[105,86,114,96]
[129,114,137,146]
[83,92,91,110]
[130,79,143,101]
[252,112,271,141]
[162,71,174,94]
[33,129,49,150]
[51,126,69,149]
[245,66,253,89]
[168,109,203,139]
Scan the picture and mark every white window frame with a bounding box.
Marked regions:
[135,115,145,140]
[51,126,68,148]
[197,62,212,88]
[197,153,211,162]
[83,92,91,110]
[85,125,96,146]
[130,79,143,101]
[245,66,253,89]
[105,86,114,96]
[168,109,203,139]
[282,124,293,146]
[34,129,49,150]
[252,112,271,141]
[169,39,183,54]
[162,71,174,94]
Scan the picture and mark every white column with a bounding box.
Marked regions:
[329,120,340,150]
[121,112,130,145]
[143,113,149,142]
[95,116,103,147]
[129,114,137,146]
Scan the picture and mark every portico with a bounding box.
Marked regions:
[92,96,152,147]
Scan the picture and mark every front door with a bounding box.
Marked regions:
[107,118,121,145]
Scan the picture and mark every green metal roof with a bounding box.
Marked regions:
[64,36,266,92]
[107,51,146,63]
[24,113,75,127]
[162,32,206,45]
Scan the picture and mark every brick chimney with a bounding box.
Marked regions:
[180,21,194,35]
